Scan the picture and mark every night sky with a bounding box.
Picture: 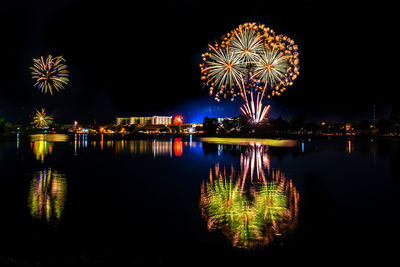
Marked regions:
[0,0,396,124]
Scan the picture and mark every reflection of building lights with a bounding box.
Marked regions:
[74,134,77,155]
[173,138,183,157]
[347,140,352,154]
[28,169,67,223]
[83,134,87,148]
[200,145,299,249]
[100,134,104,150]
[95,139,190,157]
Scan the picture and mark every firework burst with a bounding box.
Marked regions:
[201,47,245,101]
[173,115,184,125]
[32,108,53,128]
[30,55,69,95]
[228,26,265,63]
[200,22,300,123]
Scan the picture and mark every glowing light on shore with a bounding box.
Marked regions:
[200,137,297,147]
[30,55,69,95]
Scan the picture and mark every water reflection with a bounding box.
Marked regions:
[200,145,299,249]
[30,140,53,162]
[108,138,191,157]
[22,134,201,158]
[29,134,69,162]
[28,169,67,223]
[173,138,183,157]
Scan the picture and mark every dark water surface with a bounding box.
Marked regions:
[1,134,399,265]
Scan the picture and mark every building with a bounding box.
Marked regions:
[116,116,172,125]
[181,123,203,133]
[217,117,233,124]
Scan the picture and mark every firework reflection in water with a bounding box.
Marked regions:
[28,169,67,223]
[200,144,299,248]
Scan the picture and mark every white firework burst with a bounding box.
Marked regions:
[203,46,245,91]
[253,48,289,87]
[229,28,264,63]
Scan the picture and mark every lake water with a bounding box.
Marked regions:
[1,134,399,265]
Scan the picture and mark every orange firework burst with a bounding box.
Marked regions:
[200,22,300,123]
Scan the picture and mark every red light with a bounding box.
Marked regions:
[173,115,183,125]
[173,138,183,157]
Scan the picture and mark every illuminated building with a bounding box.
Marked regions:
[181,123,203,133]
[217,117,233,124]
[116,116,172,125]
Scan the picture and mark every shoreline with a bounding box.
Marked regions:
[2,133,400,142]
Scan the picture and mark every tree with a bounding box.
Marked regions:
[288,115,306,133]
[389,104,400,135]
[304,122,320,134]
[221,117,240,133]
[203,117,218,135]
[0,118,14,136]
[377,119,391,135]
[270,116,289,135]
[357,120,372,135]
[0,118,5,136]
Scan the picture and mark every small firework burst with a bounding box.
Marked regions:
[30,55,69,95]
[173,115,184,125]
[32,108,53,128]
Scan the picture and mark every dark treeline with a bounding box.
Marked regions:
[202,105,400,138]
